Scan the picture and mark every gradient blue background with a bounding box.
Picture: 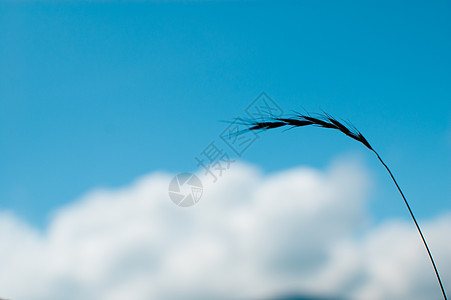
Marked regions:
[1,0,450,228]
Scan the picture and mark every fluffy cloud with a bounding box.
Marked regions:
[0,159,450,300]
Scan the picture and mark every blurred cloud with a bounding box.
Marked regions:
[0,159,450,300]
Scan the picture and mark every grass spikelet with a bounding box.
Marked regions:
[238,111,447,300]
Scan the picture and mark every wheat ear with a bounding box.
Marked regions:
[240,111,447,300]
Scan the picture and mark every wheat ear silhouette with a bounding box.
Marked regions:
[239,111,447,300]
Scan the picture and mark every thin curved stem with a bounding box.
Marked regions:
[239,111,447,298]
[372,149,447,300]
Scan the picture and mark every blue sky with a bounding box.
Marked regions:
[1,0,450,229]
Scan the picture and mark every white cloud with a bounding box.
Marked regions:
[0,159,450,300]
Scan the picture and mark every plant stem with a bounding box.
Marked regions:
[372,150,447,300]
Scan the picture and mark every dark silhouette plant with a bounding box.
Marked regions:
[237,111,447,300]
